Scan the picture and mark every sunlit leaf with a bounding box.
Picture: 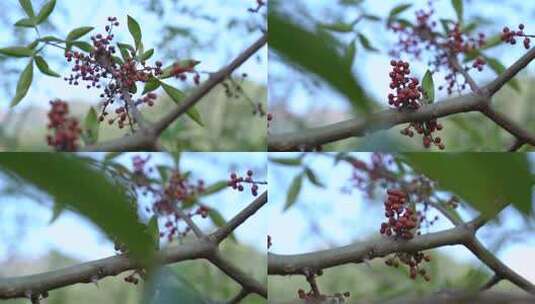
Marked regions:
[0,46,33,58]
[36,0,56,25]
[66,26,94,41]
[127,15,142,50]
[11,59,33,107]
[18,0,35,18]
[14,18,35,28]
[35,55,60,77]
[357,33,378,52]
[421,70,435,103]
[142,77,161,95]
[83,107,99,145]
[304,167,325,188]
[451,0,464,24]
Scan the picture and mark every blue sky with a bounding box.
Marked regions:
[268,152,535,283]
[0,0,266,109]
[270,0,535,116]
[0,152,267,266]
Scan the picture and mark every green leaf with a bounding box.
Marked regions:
[142,76,161,95]
[18,0,35,18]
[304,167,325,188]
[49,201,65,224]
[357,33,378,52]
[72,41,93,53]
[284,173,304,211]
[66,26,94,41]
[421,70,435,103]
[36,0,56,25]
[127,15,142,50]
[269,11,374,114]
[269,156,303,166]
[0,154,155,263]
[319,22,354,33]
[11,60,33,107]
[0,46,33,58]
[201,181,228,196]
[388,4,412,19]
[161,82,204,126]
[403,153,533,217]
[146,215,160,250]
[155,165,169,184]
[485,56,521,93]
[345,39,357,69]
[27,40,39,50]
[451,0,464,24]
[35,56,60,78]
[38,35,64,43]
[14,18,35,28]
[84,107,99,145]
[141,48,155,61]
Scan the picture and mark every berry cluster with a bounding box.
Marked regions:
[46,99,82,151]
[129,156,209,243]
[380,189,418,239]
[228,170,261,196]
[388,2,488,95]
[501,24,532,49]
[385,252,431,281]
[387,60,423,110]
[63,18,165,129]
[386,60,445,149]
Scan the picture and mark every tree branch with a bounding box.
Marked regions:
[480,106,535,146]
[208,251,267,298]
[0,240,215,299]
[81,34,267,152]
[211,190,268,243]
[268,93,485,150]
[268,221,473,275]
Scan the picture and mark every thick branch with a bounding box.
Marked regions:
[268,93,485,150]
[268,221,473,275]
[81,34,267,152]
[484,46,535,96]
[0,240,215,299]
[480,106,535,146]
[211,191,268,243]
[208,251,267,298]
[464,236,535,294]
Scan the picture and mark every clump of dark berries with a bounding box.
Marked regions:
[501,24,531,49]
[388,60,423,110]
[228,170,260,196]
[46,99,82,151]
[64,17,165,130]
[387,60,445,150]
[380,189,418,239]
